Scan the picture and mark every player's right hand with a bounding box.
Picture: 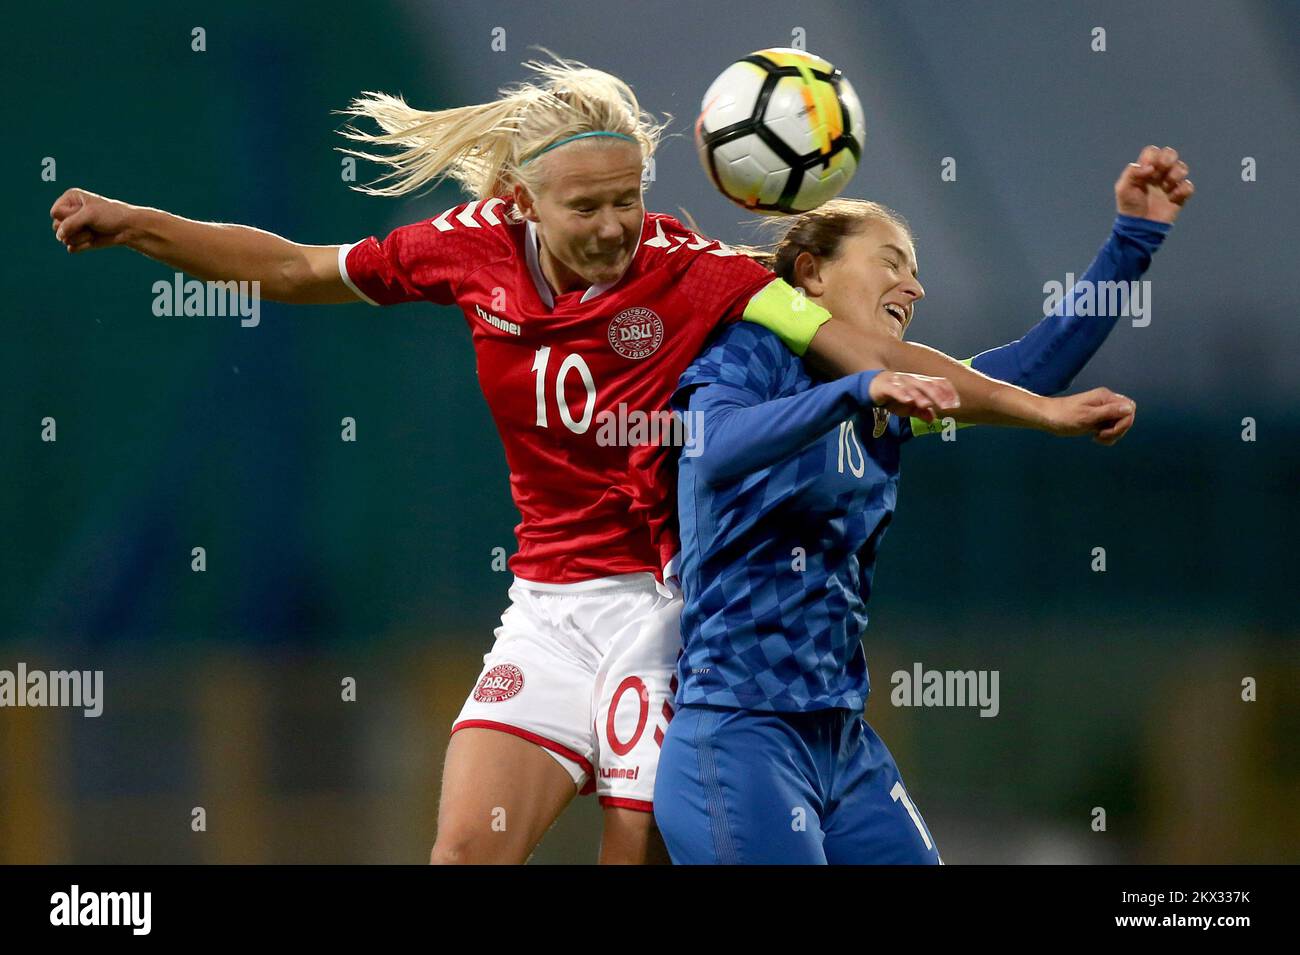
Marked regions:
[50,188,134,253]
[869,371,959,424]
[1115,145,1194,224]
[1044,387,1137,445]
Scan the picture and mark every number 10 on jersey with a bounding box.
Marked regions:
[531,346,598,434]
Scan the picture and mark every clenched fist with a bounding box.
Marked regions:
[50,188,136,253]
[1115,145,1194,224]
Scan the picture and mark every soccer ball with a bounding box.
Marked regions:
[695,48,865,215]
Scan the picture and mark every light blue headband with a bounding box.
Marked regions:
[520,131,638,165]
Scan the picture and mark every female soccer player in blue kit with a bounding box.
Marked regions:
[653,146,1194,864]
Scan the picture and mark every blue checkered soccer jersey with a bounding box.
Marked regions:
[669,213,1171,713]
[659,320,941,864]
[654,704,941,864]
[657,215,1171,863]
[671,320,906,713]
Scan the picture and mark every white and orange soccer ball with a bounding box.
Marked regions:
[695,48,866,215]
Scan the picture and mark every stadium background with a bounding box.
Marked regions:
[2,0,1297,863]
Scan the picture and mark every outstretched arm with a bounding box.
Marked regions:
[798,147,1190,441]
[804,320,1133,441]
[685,358,1135,487]
[966,146,1191,396]
[50,188,355,304]
[681,369,957,486]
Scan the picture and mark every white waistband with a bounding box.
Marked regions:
[513,563,680,600]
[512,572,659,594]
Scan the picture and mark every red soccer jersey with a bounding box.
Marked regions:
[340,197,778,584]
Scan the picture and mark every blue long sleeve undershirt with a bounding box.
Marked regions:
[967,214,1170,394]
[682,371,881,486]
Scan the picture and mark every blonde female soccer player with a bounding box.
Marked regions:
[50,54,1139,864]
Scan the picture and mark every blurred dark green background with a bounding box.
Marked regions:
[2,0,1297,862]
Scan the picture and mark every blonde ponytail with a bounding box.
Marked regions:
[335,50,669,216]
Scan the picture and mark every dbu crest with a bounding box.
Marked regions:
[608,307,665,360]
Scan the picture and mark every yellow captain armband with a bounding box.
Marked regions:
[910,356,976,437]
[740,279,831,356]
[909,415,977,437]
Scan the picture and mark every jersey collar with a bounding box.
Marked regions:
[524,217,644,309]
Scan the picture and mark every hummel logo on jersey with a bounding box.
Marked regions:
[642,219,737,256]
[599,765,640,780]
[430,197,507,232]
[474,303,520,336]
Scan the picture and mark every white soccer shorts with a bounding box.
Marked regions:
[451,573,682,811]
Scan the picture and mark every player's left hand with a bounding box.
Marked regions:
[1043,387,1137,445]
[1091,395,1136,446]
[1115,145,1194,224]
